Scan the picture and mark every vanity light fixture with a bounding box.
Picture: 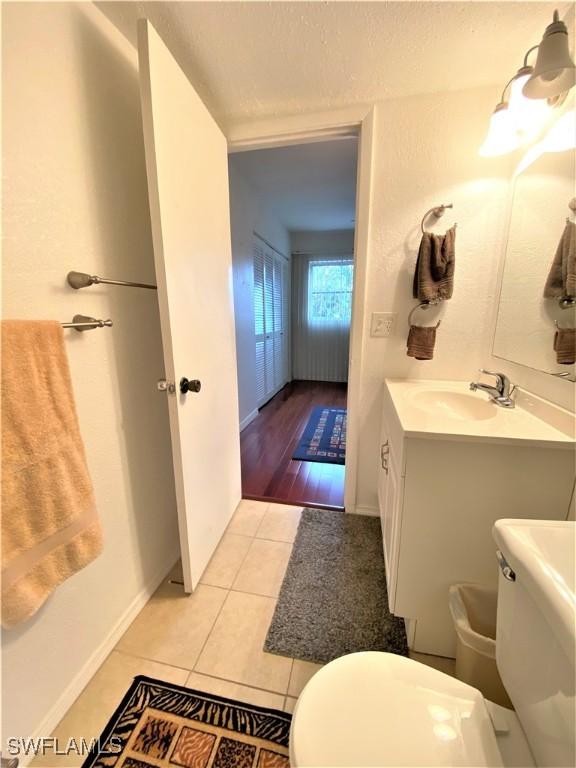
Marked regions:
[523,10,576,101]
[479,102,520,157]
[507,64,551,141]
[481,9,574,157]
[480,58,550,157]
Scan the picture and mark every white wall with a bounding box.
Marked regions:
[291,229,355,255]
[228,162,290,427]
[291,230,355,382]
[2,1,179,745]
[354,87,512,512]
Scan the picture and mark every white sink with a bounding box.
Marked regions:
[410,389,496,422]
[384,379,574,446]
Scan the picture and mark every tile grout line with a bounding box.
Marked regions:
[227,587,282,600]
[186,668,293,700]
[188,586,233,684]
[287,658,295,699]
[112,647,195,675]
[253,535,297,544]
[229,531,263,595]
[200,534,255,591]
[115,646,293,702]
[114,633,294,699]
[189,523,281,685]
[117,504,297,699]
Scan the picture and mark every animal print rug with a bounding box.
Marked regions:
[82,676,291,768]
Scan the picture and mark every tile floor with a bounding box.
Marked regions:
[43,500,455,766]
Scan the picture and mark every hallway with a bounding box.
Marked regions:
[240,380,347,509]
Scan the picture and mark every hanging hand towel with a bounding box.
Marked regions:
[407,324,438,360]
[413,225,456,302]
[1,321,103,628]
[554,327,576,365]
[544,220,576,299]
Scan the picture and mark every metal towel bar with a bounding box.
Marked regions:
[67,271,157,290]
[61,315,113,331]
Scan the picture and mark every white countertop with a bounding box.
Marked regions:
[384,379,575,448]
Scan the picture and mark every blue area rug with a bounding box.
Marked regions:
[292,406,346,465]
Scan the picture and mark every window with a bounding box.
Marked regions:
[307,260,354,325]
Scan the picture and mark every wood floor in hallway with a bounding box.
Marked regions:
[240,380,347,510]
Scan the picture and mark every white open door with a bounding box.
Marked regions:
[138,19,241,592]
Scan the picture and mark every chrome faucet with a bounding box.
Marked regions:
[470,369,516,408]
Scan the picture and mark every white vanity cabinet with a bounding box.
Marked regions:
[378,379,575,657]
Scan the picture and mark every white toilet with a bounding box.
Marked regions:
[290,519,575,767]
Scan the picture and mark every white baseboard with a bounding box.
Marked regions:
[239,409,259,432]
[23,550,179,765]
[350,504,379,517]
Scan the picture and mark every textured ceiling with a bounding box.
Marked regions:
[230,137,358,231]
[97,1,565,130]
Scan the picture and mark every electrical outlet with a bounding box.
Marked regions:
[371,312,396,338]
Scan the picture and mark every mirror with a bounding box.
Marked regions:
[493,106,576,379]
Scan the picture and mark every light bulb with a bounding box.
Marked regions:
[508,71,551,142]
[479,103,520,157]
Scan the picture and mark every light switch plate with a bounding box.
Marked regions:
[371,312,396,337]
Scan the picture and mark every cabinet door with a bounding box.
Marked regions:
[378,427,393,575]
[384,454,402,611]
[378,444,389,519]
[377,416,390,514]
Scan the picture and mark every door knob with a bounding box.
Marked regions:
[180,377,201,394]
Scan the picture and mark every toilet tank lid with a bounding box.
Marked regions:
[493,519,575,660]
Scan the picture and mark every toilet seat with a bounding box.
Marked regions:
[290,652,506,767]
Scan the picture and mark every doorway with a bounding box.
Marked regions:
[228,138,358,510]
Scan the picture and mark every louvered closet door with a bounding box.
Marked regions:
[281,259,290,383]
[264,249,275,399]
[273,256,284,390]
[253,240,289,407]
[254,244,266,406]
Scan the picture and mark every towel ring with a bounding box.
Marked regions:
[420,203,456,234]
[409,302,442,328]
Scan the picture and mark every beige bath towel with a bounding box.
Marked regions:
[1,321,102,628]
[407,325,438,360]
[413,226,456,302]
[544,220,576,299]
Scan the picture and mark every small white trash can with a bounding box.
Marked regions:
[448,583,512,709]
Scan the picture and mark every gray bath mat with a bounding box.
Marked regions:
[264,508,408,663]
